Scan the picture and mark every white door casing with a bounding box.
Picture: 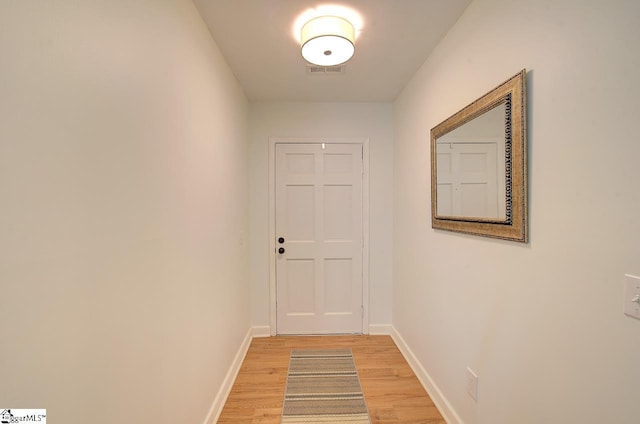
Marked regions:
[269,138,369,335]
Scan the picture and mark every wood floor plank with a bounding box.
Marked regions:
[217,335,445,424]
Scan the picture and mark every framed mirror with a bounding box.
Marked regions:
[430,69,527,242]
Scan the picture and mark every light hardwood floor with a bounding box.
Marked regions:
[217,335,445,424]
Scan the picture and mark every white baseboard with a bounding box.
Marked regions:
[203,328,253,424]
[390,326,462,424]
[368,324,393,335]
[251,325,271,338]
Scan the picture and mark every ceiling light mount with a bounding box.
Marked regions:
[300,15,355,67]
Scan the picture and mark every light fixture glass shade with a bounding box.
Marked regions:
[301,16,355,66]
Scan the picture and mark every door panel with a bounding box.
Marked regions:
[324,185,353,239]
[285,185,315,240]
[285,259,315,314]
[324,258,353,313]
[275,143,363,334]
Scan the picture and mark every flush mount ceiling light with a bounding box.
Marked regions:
[300,16,355,66]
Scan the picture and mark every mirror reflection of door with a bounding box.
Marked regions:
[436,141,503,219]
[435,103,506,220]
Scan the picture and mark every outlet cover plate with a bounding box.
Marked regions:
[624,274,640,320]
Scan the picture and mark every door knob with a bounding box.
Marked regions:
[278,247,285,254]
[278,237,285,244]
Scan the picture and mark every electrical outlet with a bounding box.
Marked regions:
[624,274,640,320]
[466,367,478,401]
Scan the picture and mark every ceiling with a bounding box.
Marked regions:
[193,0,471,102]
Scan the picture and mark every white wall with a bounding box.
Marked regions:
[249,102,394,331]
[0,1,250,423]
[393,0,640,423]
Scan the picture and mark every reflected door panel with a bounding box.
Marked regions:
[436,142,503,219]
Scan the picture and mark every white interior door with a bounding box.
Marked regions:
[275,143,363,334]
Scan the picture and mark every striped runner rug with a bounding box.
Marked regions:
[281,348,371,424]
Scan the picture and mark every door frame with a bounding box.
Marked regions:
[268,137,370,336]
